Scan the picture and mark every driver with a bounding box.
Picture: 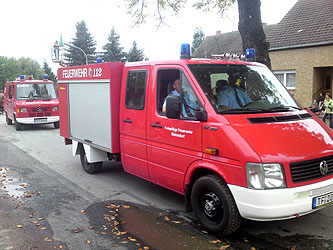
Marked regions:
[217,73,251,108]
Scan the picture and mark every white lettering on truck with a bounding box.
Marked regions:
[62,67,103,79]
[62,68,88,79]
[164,126,193,139]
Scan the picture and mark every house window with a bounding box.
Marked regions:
[273,70,296,90]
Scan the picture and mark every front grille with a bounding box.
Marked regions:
[31,107,51,112]
[290,155,333,183]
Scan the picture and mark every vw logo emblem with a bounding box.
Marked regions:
[37,107,43,112]
[319,161,329,176]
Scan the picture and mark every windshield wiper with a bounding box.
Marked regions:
[267,105,303,111]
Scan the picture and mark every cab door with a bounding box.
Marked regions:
[6,84,14,119]
[120,68,150,179]
[147,66,204,193]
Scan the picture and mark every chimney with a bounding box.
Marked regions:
[216,30,221,35]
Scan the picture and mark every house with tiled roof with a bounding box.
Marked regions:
[193,0,333,106]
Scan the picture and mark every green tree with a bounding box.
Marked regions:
[126,0,271,68]
[191,27,205,54]
[43,61,57,83]
[126,41,147,62]
[16,57,44,80]
[64,20,97,66]
[103,28,125,62]
[0,56,19,90]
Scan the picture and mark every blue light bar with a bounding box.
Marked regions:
[180,43,191,59]
[246,48,255,61]
[44,75,48,80]
[20,75,24,80]
[97,58,103,63]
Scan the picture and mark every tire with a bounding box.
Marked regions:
[191,175,242,235]
[79,145,103,174]
[54,121,60,129]
[6,113,12,125]
[15,118,22,131]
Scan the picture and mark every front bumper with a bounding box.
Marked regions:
[228,177,333,221]
[16,116,59,124]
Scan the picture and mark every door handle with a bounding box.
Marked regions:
[123,119,132,123]
[151,123,162,128]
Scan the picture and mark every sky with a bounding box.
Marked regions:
[0,0,298,74]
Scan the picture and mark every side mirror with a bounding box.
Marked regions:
[195,107,208,122]
[166,95,181,119]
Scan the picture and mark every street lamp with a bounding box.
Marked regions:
[64,42,88,65]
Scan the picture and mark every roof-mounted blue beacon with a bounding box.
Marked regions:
[180,43,191,59]
[245,48,255,62]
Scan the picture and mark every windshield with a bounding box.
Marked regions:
[16,83,57,100]
[188,64,300,114]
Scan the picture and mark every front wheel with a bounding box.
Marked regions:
[15,118,22,131]
[6,113,12,125]
[191,175,242,235]
[79,145,103,174]
[54,121,59,129]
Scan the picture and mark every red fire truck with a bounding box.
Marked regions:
[4,75,59,131]
[57,46,332,235]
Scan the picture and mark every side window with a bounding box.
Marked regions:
[156,68,201,119]
[125,70,147,110]
[9,85,12,98]
[180,72,201,118]
[156,69,180,114]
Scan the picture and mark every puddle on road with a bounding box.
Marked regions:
[88,202,231,250]
[0,167,37,201]
[117,205,225,250]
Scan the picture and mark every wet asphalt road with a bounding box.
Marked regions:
[0,114,332,250]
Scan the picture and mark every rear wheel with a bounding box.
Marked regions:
[6,113,12,125]
[54,121,59,129]
[191,175,242,235]
[79,144,103,174]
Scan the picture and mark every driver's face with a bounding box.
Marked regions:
[173,79,181,93]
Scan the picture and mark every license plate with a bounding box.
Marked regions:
[312,191,333,209]
[34,118,47,123]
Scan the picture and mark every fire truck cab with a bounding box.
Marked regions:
[4,75,59,131]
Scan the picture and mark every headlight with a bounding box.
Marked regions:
[246,163,286,189]
[53,107,58,111]
[21,108,27,112]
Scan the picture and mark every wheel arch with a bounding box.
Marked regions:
[184,161,231,212]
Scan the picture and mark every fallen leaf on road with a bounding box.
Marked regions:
[89,226,95,229]
[74,229,82,233]
[40,227,46,230]
[172,221,181,224]
[164,216,170,221]
[32,221,38,224]
[220,245,230,250]
[16,225,23,228]
[251,247,256,250]
[44,237,52,242]
[144,247,150,250]
[59,245,63,249]
[37,217,43,221]
[24,195,32,198]
[122,205,130,209]
[120,241,128,244]
[81,210,85,213]
[86,240,91,244]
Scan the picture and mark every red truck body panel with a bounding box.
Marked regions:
[58,62,124,153]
